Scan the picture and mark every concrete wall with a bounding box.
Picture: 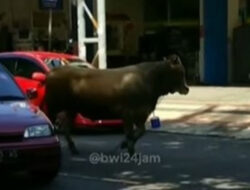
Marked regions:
[228,1,240,39]
[228,0,241,82]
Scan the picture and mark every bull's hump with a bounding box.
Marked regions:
[122,73,137,83]
[118,72,141,89]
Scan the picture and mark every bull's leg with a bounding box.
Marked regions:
[54,111,67,133]
[121,119,135,156]
[61,111,79,155]
[122,119,147,160]
[133,121,146,144]
[120,126,132,149]
[131,117,147,148]
[47,107,58,125]
[120,140,128,149]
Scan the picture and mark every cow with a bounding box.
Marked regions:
[45,54,189,155]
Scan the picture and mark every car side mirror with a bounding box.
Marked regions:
[26,88,38,99]
[32,72,46,83]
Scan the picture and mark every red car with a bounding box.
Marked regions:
[0,64,60,181]
[0,51,123,129]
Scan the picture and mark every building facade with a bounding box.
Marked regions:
[0,0,249,85]
[0,0,71,52]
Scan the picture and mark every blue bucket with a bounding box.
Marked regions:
[150,116,161,129]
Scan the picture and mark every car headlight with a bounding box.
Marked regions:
[24,124,52,138]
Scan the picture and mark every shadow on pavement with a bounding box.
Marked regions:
[3,132,250,190]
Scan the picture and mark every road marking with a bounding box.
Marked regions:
[59,172,141,185]
[71,157,87,162]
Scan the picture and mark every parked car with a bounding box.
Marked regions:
[0,51,123,130]
[0,64,61,181]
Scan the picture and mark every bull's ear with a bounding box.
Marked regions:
[166,54,180,65]
[171,54,180,65]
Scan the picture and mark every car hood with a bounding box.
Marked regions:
[0,101,49,134]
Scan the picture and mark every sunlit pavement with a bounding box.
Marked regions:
[3,132,250,190]
[148,86,250,139]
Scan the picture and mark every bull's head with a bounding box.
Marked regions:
[164,54,189,95]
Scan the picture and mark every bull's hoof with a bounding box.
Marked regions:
[127,146,135,157]
[120,140,128,149]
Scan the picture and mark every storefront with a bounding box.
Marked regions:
[200,0,250,85]
[0,0,71,52]
[105,0,250,85]
[1,0,249,85]
[0,0,200,81]
[105,0,199,82]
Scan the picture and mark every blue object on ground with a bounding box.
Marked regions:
[150,116,161,129]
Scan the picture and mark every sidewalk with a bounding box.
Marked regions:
[147,86,250,139]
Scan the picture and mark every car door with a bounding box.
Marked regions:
[0,57,46,107]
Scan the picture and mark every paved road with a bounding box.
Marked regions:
[148,86,250,139]
[3,132,250,190]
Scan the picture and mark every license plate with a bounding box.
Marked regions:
[0,150,18,163]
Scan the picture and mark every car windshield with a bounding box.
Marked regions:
[0,66,25,101]
[45,59,63,69]
[64,59,91,68]
[45,58,92,69]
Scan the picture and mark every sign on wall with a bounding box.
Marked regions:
[39,0,63,10]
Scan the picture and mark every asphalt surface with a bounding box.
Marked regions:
[2,131,250,190]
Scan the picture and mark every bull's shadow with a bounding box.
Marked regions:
[3,132,250,190]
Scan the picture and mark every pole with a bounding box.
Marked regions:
[97,0,107,69]
[69,0,73,34]
[77,0,87,60]
[48,9,53,51]
[199,0,204,82]
[83,1,98,30]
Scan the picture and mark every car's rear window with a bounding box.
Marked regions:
[0,66,25,100]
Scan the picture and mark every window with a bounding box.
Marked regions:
[0,65,24,99]
[0,58,17,75]
[144,0,199,23]
[45,59,63,69]
[107,24,124,54]
[0,58,44,79]
[144,0,168,22]
[15,59,44,78]
[246,1,250,22]
[170,0,199,21]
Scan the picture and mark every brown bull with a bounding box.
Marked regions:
[45,54,189,155]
